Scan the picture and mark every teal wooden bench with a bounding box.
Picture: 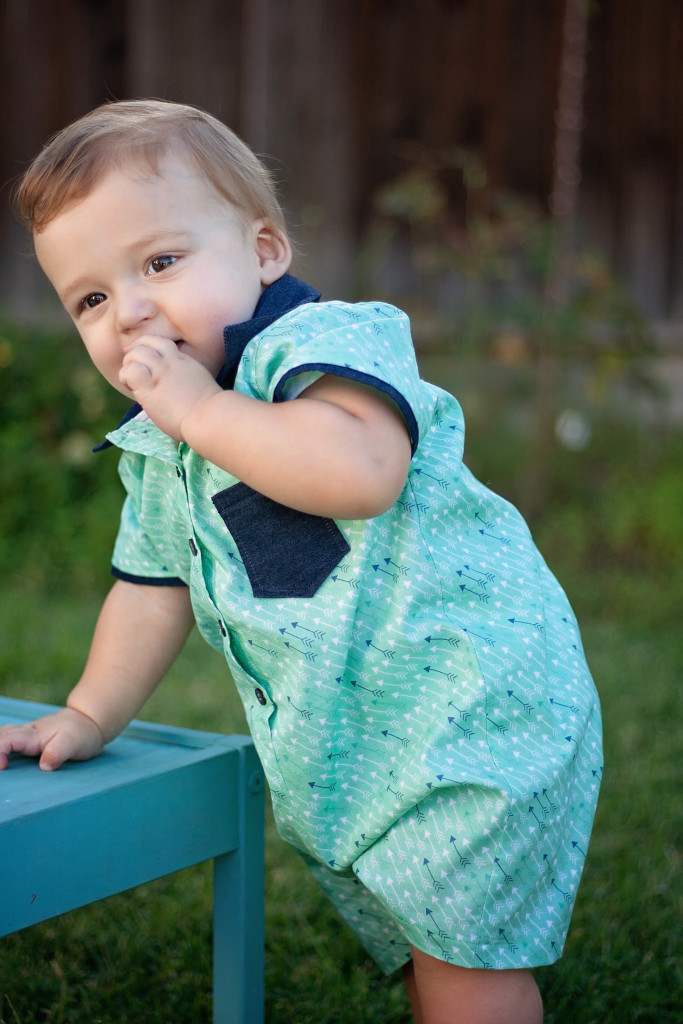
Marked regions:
[0,696,265,1024]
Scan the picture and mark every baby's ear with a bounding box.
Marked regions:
[254,221,292,285]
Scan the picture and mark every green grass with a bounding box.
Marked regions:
[0,576,681,1023]
[1,328,681,1020]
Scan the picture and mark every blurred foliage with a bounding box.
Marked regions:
[442,350,683,630]
[358,142,675,530]
[0,323,128,592]
[0,317,681,628]
[359,143,652,360]
[357,143,683,624]
[1,191,682,627]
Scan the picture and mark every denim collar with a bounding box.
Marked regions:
[217,273,320,388]
[95,274,320,450]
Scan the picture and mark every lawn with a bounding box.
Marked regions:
[0,569,681,1023]
[0,331,681,1021]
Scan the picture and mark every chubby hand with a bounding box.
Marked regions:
[119,335,221,440]
[0,707,105,772]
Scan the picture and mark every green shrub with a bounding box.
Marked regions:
[0,323,128,592]
[2,320,682,626]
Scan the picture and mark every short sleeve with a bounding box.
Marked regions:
[111,458,187,587]
[239,301,437,456]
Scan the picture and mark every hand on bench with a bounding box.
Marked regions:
[0,707,104,771]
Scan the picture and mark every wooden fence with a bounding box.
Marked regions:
[1,0,681,330]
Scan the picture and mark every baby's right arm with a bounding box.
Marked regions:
[0,580,195,771]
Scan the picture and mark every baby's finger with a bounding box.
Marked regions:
[119,357,154,393]
[120,336,181,392]
[39,736,71,772]
[38,722,103,772]
[123,335,177,359]
[0,723,44,769]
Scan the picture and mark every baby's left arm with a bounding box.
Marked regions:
[120,336,412,520]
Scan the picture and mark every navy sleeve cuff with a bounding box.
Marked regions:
[273,363,420,455]
[111,567,188,587]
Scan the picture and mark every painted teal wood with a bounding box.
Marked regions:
[0,696,265,1024]
[213,741,265,1023]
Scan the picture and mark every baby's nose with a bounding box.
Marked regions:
[115,289,158,334]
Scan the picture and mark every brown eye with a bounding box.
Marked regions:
[82,293,106,310]
[149,254,177,274]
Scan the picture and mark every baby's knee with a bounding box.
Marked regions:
[409,946,543,1024]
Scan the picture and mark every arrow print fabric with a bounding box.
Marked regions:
[106,280,602,974]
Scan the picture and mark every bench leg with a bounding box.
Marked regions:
[212,745,265,1024]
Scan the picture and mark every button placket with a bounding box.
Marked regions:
[177,447,202,568]
[176,446,223,648]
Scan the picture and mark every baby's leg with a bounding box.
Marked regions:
[404,946,543,1024]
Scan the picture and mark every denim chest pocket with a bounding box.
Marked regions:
[211,482,351,599]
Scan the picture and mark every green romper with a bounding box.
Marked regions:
[105,275,602,974]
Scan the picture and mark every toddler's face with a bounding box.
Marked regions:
[34,152,288,397]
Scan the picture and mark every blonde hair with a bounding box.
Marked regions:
[15,99,288,236]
